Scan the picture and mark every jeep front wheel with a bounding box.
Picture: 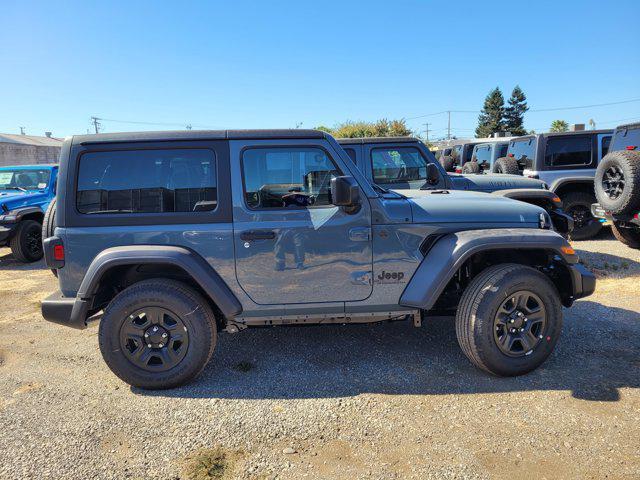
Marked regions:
[10,219,43,262]
[99,279,217,389]
[562,191,602,240]
[456,264,562,376]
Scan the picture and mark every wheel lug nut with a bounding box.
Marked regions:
[509,319,515,323]
[158,343,164,348]
[147,344,152,348]
[162,333,167,338]
[519,328,524,332]
[153,326,158,332]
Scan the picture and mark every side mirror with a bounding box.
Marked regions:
[426,163,440,185]
[331,176,360,210]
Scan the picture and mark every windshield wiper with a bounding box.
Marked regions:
[4,186,27,192]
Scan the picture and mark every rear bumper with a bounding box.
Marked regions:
[41,291,90,329]
[591,203,640,226]
[568,263,596,302]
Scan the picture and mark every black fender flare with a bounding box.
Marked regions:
[399,228,579,311]
[5,206,44,222]
[68,245,242,328]
[491,188,562,208]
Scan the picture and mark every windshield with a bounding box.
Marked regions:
[0,169,51,190]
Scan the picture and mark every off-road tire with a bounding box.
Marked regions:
[562,191,602,240]
[594,150,640,215]
[9,219,43,262]
[455,263,562,377]
[440,155,455,172]
[99,279,217,389]
[462,161,480,174]
[611,221,640,249]
[42,198,57,240]
[492,157,520,175]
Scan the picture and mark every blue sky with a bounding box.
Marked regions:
[1,0,639,139]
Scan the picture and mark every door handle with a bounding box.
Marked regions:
[240,230,277,241]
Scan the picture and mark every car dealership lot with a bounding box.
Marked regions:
[0,233,638,480]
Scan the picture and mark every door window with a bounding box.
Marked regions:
[544,136,592,168]
[343,148,357,163]
[242,147,340,209]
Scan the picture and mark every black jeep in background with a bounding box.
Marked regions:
[592,123,640,248]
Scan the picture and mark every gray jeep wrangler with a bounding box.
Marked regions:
[591,122,640,248]
[502,130,613,240]
[41,129,595,389]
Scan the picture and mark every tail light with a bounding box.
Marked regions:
[508,153,515,157]
[43,236,65,269]
[626,146,637,150]
[455,167,462,173]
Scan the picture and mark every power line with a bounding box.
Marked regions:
[95,117,225,130]
[405,97,640,121]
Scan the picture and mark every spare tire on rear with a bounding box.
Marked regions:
[440,155,456,172]
[493,157,520,175]
[462,161,480,174]
[42,197,57,240]
[594,150,640,215]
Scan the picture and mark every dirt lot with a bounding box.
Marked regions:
[0,231,639,479]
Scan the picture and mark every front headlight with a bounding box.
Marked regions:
[539,212,551,229]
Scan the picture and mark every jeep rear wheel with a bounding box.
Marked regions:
[562,191,602,240]
[99,279,217,389]
[611,221,640,249]
[456,264,562,376]
[10,219,43,262]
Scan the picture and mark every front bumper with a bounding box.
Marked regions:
[41,291,90,330]
[0,222,18,244]
[567,262,596,302]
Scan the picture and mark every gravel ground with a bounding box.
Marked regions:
[0,230,639,479]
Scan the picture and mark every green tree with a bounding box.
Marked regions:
[504,85,529,136]
[316,119,414,138]
[550,120,569,133]
[475,87,505,138]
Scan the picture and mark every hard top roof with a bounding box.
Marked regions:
[512,129,614,141]
[337,136,419,145]
[73,129,327,145]
[615,122,640,130]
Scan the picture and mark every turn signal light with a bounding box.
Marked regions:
[53,244,65,261]
[561,246,575,255]
[552,195,562,203]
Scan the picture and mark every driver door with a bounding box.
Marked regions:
[231,141,373,305]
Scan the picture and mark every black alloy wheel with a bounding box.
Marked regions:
[493,290,547,357]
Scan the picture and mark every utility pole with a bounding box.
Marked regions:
[186,124,192,130]
[423,123,431,143]
[19,126,25,135]
[447,111,451,140]
[91,117,102,134]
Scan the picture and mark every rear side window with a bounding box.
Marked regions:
[497,143,508,158]
[76,149,217,214]
[508,138,536,169]
[343,147,357,164]
[242,147,340,209]
[371,147,429,184]
[601,136,611,157]
[544,136,592,168]
[611,126,640,152]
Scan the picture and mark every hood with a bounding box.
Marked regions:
[395,189,546,225]
[449,173,546,192]
[0,190,48,211]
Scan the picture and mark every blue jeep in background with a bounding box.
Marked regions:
[41,129,594,389]
[0,164,58,262]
